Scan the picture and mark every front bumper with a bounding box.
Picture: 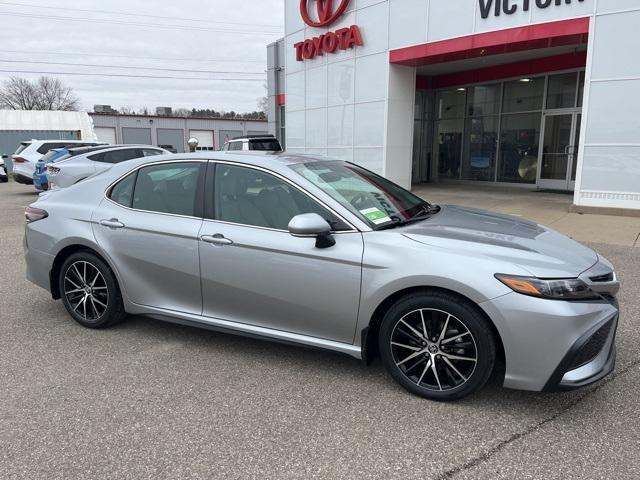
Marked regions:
[480,292,618,392]
[544,312,617,391]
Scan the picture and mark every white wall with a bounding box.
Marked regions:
[574,3,640,209]
[285,0,393,178]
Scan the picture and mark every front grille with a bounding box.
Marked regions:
[590,272,614,283]
[568,320,613,370]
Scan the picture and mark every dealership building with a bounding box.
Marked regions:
[267,0,640,212]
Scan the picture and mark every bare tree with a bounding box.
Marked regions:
[36,77,79,111]
[0,77,40,110]
[0,76,79,111]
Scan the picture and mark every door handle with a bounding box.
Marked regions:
[99,218,125,229]
[201,234,233,246]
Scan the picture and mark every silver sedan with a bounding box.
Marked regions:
[45,145,167,189]
[24,153,620,400]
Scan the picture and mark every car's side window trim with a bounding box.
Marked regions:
[103,159,209,220]
[204,160,359,234]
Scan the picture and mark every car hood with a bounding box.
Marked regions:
[401,205,597,278]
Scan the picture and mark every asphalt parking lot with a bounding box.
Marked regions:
[1,181,639,479]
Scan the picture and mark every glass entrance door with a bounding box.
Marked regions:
[537,111,581,190]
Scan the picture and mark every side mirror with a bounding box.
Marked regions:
[288,213,335,248]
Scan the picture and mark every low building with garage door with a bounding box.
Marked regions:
[90,111,269,153]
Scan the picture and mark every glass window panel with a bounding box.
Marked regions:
[132,163,201,216]
[498,113,541,184]
[109,171,136,208]
[541,114,573,180]
[462,116,498,181]
[467,83,501,116]
[435,118,463,179]
[214,164,343,231]
[415,90,425,120]
[503,77,544,113]
[546,72,578,109]
[436,89,466,119]
[577,71,586,108]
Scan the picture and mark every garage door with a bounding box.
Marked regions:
[122,127,152,145]
[219,130,243,148]
[189,130,214,151]
[157,128,185,153]
[95,127,116,145]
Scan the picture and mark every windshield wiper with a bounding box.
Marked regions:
[374,204,440,231]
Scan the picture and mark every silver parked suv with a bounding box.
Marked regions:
[23,153,619,400]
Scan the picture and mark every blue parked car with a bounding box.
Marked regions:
[33,143,108,192]
[33,148,69,192]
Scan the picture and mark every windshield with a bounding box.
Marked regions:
[290,161,431,229]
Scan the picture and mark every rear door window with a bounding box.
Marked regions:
[132,162,203,216]
[92,149,143,164]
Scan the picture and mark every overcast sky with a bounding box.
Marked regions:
[0,0,284,113]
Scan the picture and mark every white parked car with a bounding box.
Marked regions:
[46,145,168,189]
[0,155,8,182]
[11,140,105,185]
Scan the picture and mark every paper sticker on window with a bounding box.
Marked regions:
[360,207,391,225]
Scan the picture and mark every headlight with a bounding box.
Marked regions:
[495,274,601,300]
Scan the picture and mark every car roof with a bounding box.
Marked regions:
[228,135,278,141]
[106,152,338,176]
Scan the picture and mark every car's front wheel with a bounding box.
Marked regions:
[379,291,496,401]
[59,252,126,329]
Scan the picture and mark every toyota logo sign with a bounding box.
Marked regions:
[300,0,352,27]
[296,0,363,61]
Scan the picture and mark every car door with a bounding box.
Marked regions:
[93,160,207,315]
[198,162,364,344]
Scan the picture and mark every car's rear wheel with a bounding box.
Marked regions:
[379,291,496,401]
[59,252,126,329]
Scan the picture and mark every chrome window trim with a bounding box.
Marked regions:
[208,159,360,234]
[103,158,208,221]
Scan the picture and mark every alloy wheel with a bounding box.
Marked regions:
[390,308,478,391]
[63,261,109,321]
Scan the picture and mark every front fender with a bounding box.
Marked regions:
[353,232,529,346]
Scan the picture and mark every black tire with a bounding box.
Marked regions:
[59,251,126,329]
[379,290,496,401]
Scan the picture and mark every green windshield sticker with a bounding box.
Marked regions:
[360,207,392,225]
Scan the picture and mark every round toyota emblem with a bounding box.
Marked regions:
[428,344,439,354]
[300,0,352,28]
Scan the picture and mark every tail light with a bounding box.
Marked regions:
[13,156,27,163]
[25,206,48,223]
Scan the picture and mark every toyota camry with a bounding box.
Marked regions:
[23,152,620,400]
